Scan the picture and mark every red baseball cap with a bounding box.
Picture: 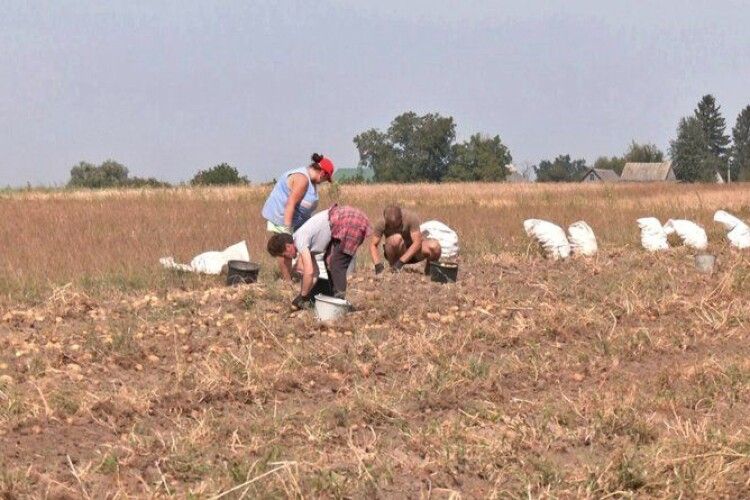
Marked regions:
[318,156,335,182]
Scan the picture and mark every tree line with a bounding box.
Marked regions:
[353,96,750,183]
[67,161,248,189]
[353,112,512,183]
[65,93,750,188]
[671,95,750,182]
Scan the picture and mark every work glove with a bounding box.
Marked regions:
[391,260,405,272]
[291,294,313,310]
[374,263,385,275]
[281,225,293,235]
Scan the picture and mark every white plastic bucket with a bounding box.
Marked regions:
[695,254,716,274]
[314,295,351,322]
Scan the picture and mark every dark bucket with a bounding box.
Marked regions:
[226,261,260,286]
[310,278,333,297]
[430,262,458,284]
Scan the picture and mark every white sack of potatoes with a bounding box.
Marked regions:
[420,220,460,261]
[726,225,750,249]
[714,210,750,249]
[160,240,250,275]
[637,217,669,251]
[567,221,598,256]
[663,219,708,250]
[714,210,745,231]
[523,219,571,260]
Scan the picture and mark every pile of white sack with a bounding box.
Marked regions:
[160,241,250,275]
[567,221,598,256]
[637,217,669,251]
[714,210,750,249]
[523,219,598,259]
[420,220,460,261]
[637,218,708,251]
[664,219,708,250]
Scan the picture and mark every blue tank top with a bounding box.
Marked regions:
[261,167,319,230]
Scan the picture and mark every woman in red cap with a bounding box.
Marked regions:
[261,153,335,279]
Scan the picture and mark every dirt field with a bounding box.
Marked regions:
[2,183,750,497]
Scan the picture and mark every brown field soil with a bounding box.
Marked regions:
[1,183,750,497]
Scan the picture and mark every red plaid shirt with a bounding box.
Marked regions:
[328,204,372,256]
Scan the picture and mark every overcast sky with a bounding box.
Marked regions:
[2,0,749,186]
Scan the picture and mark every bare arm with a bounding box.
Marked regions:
[277,256,293,281]
[298,249,317,297]
[369,234,382,266]
[283,173,309,229]
[399,229,423,263]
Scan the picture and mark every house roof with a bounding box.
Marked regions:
[582,168,620,182]
[620,161,675,181]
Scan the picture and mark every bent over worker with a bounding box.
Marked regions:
[266,205,371,309]
[369,205,441,274]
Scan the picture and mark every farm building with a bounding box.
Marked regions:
[620,161,676,182]
[581,168,621,182]
[505,163,531,183]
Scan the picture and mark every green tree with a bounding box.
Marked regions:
[731,105,750,181]
[670,116,719,182]
[128,176,172,188]
[353,129,399,181]
[68,159,129,188]
[191,163,248,186]
[593,156,626,175]
[353,112,456,182]
[694,94,730,180]
[623,141,664,163]
[534,155,587,182]
[446,134,512,181]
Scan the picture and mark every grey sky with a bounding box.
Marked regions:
[2,0,749,186]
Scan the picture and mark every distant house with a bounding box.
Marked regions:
[620,161,676,182]
[334,167,374,183]
[505,163,530,183]
[506,172,530,183]
[581,168,620,183]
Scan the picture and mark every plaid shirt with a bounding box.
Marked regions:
[328,204,372,256]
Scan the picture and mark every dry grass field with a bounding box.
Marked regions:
[2,182,750,497]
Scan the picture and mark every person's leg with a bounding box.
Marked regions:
[328,241,354,298]
[422,239,442,262]
[420,239,441,274]
[383,234,406,265]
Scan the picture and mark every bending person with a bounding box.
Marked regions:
[261,153,334,280]
[266,204,371,309]
[369,205,441,274]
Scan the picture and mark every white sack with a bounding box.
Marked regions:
[221,241,251,262]
[523,219,571,260]
[420,220,460,261]
[663,219,708,250]
[637,217,669,251]
[567,221,598,256]
[160,240,250,275]
[714,210,750,249]
[713,210,745,231]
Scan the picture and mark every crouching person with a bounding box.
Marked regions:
[266,204,371,309]
[369,205,441,274]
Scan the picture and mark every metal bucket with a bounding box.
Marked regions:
[430,262,459,284]
[694,254,716,274]
[314,294,351,322]
[226,260,260,285]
